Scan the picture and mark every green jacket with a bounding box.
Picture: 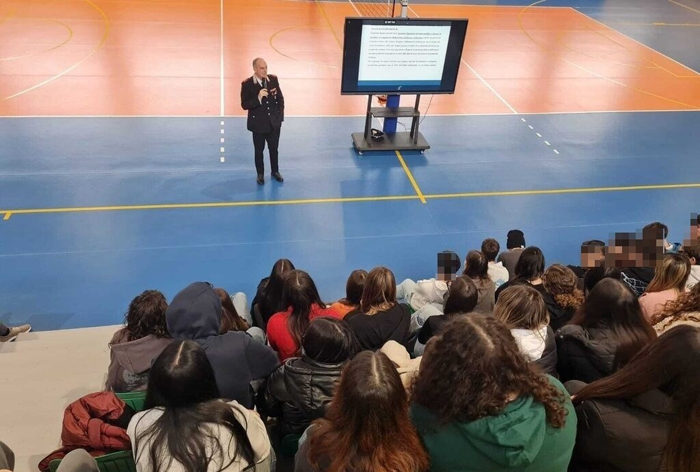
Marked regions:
[411,376,576,472]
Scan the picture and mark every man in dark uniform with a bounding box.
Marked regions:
[241,58,284,185]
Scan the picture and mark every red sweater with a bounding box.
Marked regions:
[267,304,342,361]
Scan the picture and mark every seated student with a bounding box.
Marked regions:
[329,269,367,318]
[106,290,172,392]
[681,245,700,290]
[129,340,272,472]
[567,240,605,290]
[295,351,429,472]
[166,282,279,408]
[214,288,250,333]
[651,283,700,334]
[496,229,526,281]
[639,254,690,320]
[252,258,295,330]
[542,264,584,331]
[481,238,509,289]
[495,246,546,301]
[494,284,558,376]
[608,231,662,297]
[259,318,361,436]
[267,270,342,361]
[583,264,622,296]
[346,267,412,351]
[645,221,682,254]
[566,326,700,472]
[396,251,461,311]
[556,278,656,383]
[411,315,576,472]
[414,276,479,355]
[463,250,496,314]
[0,322,31,343]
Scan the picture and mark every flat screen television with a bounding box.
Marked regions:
[341,17,469,95]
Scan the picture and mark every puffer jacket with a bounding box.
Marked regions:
[258,356,345,436]
[38,392,134,471]
[556,322,619,383]
[533,326,558,377]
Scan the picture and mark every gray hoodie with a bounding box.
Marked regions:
[105,328,172,392]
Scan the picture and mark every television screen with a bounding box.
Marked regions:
[341,17,469,95]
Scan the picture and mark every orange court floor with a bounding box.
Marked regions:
[0,0,699,117]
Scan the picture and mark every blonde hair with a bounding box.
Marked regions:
[542,264,584,310]
[647,254,691,293]
[493,284,549,329]
[360,267,397,316]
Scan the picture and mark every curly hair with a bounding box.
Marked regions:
[412,315,568,428]
[651,283,700,327]
[125,290,169,341]
[542,264,584,310]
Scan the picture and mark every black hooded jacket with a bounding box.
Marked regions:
[166,282,279,408]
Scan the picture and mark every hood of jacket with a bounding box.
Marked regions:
[109,329,172,374]
[166,282,221,341]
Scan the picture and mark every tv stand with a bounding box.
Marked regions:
[351,94,430,154]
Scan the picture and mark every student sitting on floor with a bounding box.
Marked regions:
[329,269,368,318]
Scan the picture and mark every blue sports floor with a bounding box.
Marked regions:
[1,0,699,331]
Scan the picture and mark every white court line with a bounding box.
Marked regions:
[220,0,225,116]
[568,7,700,76]
[0,109,698,119]
[408,5,518,114]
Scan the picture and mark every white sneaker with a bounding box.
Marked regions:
[0,324,32,342]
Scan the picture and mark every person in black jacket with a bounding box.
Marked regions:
[241,57,284,185]
[259,317,361,437]
[556,278,656,383]
[566,325,700,472]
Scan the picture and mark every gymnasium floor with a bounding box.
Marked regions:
[1,0,700,332]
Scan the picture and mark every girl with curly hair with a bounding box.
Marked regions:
[411,315,576,472]
[542,264,584,331]
[651,282,700,334]
[106,290,172,392]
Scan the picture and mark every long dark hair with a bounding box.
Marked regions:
[307,351,429,472]
[302,317,361,364]
[569,278,656,367]
[443,276,478,315]
[574,326,700,472]
[514,246,545,281]
[125,290,169,341]
[261,259,295,316]
[412,315,568,428]
[136,340,255,472]
[282,270,326,352]
[338,269,368,307]
[214,288,249,333]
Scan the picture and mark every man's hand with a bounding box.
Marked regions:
[258,88,269,100]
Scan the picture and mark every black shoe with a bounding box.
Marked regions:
[257,174,264,185]
[272,172,284,182]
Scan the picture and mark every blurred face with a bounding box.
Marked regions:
[253,59,267,79]
[580,248,604,268]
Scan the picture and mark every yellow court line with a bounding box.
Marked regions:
[269,26,339,69]
[426,182,700,200]
[314,0,343,49]
[4,182,700,219]
[2,0,109,101]
[395,150,427,204]
[0,18,74,62]
[668,0,700,15]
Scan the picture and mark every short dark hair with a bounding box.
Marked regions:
[581,240,605,254]
[125,290,169,341]
[644,222,668,239]
[583,265,622,294]
[481,238,500,261]
[302,318,361,364]
[443,276,479,315]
